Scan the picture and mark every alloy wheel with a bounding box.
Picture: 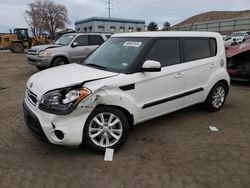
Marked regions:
[88,112,123,147]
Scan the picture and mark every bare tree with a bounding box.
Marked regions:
[41,0,70,39]
[25,0,70,39]
[25,0,45,37]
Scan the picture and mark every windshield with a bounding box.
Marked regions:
[83,37,150,73]
[55,35,75,45]
[230,32,245,37]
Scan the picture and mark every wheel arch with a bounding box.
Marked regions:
[94,104,134,129]
[50,55,70,66]
[205,79,229,101]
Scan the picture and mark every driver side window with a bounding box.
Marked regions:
[74,35,88,46]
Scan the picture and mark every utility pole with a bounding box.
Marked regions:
[106,0,113,18]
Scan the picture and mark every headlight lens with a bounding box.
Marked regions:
[39,87,91,115]
[38,49,52,57]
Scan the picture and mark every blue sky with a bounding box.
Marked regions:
[0,0,250,32]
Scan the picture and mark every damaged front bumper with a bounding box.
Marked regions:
[23,96,94,146]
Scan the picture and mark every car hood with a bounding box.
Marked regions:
[226,41,250,58]
[29,44,63,52]
[26,64,119,99]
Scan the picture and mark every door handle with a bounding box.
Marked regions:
[175,72,184,78]
[210,63,216,68]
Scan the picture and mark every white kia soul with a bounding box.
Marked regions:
[23,31,230,152]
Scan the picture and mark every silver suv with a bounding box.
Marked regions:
[27,33,110,70]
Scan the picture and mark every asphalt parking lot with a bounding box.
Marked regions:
[0,50,250,188]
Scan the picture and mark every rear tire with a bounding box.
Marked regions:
[36,66,46,71]
[51,57,68,67]
[83,107,129,152]
[204,82,228,112]
[10,43,24,53]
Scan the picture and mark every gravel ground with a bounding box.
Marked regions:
[0,50,250,188]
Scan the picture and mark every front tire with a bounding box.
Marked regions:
[51,57,68,67]
[36,66,46,71]
[204,82,228,112]
[83,107,129,152]
[10,42,24,53]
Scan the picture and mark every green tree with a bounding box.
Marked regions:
[147,21,158,31]
[163,21,171,31]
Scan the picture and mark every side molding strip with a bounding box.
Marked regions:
[142,87,204,109]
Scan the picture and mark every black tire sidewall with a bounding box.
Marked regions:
[51,57,66,67]
[83,107,129,152]
[205,82,227,112]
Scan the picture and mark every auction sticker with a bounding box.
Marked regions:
[123,41,142,47]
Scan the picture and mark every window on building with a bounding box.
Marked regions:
[83,27,87,32]
[98,25,104,32]
[88,35,104,45]
[144,39,181,67]
[137,27,142,32]
[88,26,92,32]
[73,35,88,46]
[128,27,133,32]
[120,27,125,32]
[183,38,211,62]
[110,26,116,33]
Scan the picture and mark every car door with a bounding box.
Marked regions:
[131,38,186,122]
[68,35,89,63]
[182,37,217,106]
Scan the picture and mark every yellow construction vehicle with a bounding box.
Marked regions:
[0,28,50,53]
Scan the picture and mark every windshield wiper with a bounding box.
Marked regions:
[55,43,65,46]
[85,63,106,70]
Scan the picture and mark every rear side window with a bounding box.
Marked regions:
[74,35,88,46]
[183,38,211,62]
[89,35,104,45]
[209,38,217,56]
[144,39,181,67]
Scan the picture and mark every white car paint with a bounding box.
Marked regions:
[23,31,230,147]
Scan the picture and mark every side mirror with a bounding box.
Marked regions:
[71,42,78,47]
[140,60,161,72]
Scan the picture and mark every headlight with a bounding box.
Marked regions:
[39,87,91,115]
[38,49,52,57]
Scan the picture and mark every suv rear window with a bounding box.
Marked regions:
[144,39,181,67]
[209,38,217,56]
[183,38,211,62]
[89,35,104,45]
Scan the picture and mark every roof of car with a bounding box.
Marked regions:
[64,32,111,36]
[112,31,222,38]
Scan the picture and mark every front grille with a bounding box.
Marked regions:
[23,102,48,142]
[27,89,37,106]
[27,50,38,55]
